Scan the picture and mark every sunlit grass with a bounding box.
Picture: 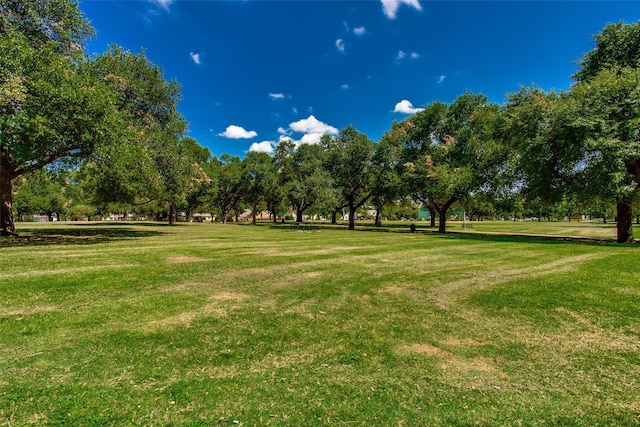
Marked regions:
[1,222,639,425]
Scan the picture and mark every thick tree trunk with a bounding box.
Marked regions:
[436,199,455,234]
[296,209,303,223]
[616,201,634,243]
[429,206,436,227]
[348,203,356,230]
[438,209,447,233]
[0,150,16,236]
[331,209,338,224]
[169,203,178,225]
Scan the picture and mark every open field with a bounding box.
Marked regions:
[359,218,633,241]
[2,222,640,425]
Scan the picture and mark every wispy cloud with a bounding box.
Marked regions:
[396,50,420,61]
[189,52,201,65]
[336,39,346,54]
[149,0,173,11]
[218,125,258,139]
[341,84,351,90]
[393,100,424,114]
[269,93,285,99]
[353,26,366,36]
[437,74,446,84]
[381,0,422,19]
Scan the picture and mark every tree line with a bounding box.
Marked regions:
[2,1,640,242]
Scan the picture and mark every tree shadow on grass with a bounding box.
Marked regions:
[0,226,166,247]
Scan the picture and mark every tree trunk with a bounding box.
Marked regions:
[616,201,634,243]
[348,202,356,230]
[374,208,382,227]
[296,209,303,223]
[252,201,257,225]
[331,209,338,224]
[429,206,436,227]
[436,200,455,233]
[438,209,447,233]
[169,203,178,225]
[0,150,16,236]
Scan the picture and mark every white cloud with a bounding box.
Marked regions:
[336,39,346,53]
[300,133,324,145]
[381,0,422,19]
[248,141,275,154]
[269,93,285,99]
[437,74,446,84]
[218,125,258,139]
[276,115,339,147]
[341,84,350,90]
[411,52,420,59]
[149,0,173,11]
[189,52,201,65]
[393,100,424,114]
[354,26,366,36]
[292,107,298,115]
[289,115,339,136]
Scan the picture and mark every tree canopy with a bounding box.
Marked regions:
[4,8,640,243]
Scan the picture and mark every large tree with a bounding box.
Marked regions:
[81,46,191,224]
[0,35,118,235]
[243,151,273,224]
[574,21,640,242]
[508,21,640,242]
[323,126,376,230]
[286,142,333,223]
[392,94,504,233]
[210,154,245,224]
[371,135,402,226]
[0,0,109,235]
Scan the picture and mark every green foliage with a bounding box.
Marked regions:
[287,143,337,222]
[323,125,376,229]
[0,0,94,53]
[13,169,66,219]
[210,154,245,223]
[386,93,505,232]
[574,20,640,82]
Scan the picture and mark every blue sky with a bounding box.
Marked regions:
[79,0,640,157]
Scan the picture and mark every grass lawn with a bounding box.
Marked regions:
[1,221,640,426]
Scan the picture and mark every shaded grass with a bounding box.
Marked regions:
[1,222,640,425]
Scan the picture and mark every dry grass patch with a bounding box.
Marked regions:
[400,342,496,374]
[144,292,251,331]
[0,305,58,318]
[165,256,211,264]
[0,263,137,280]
